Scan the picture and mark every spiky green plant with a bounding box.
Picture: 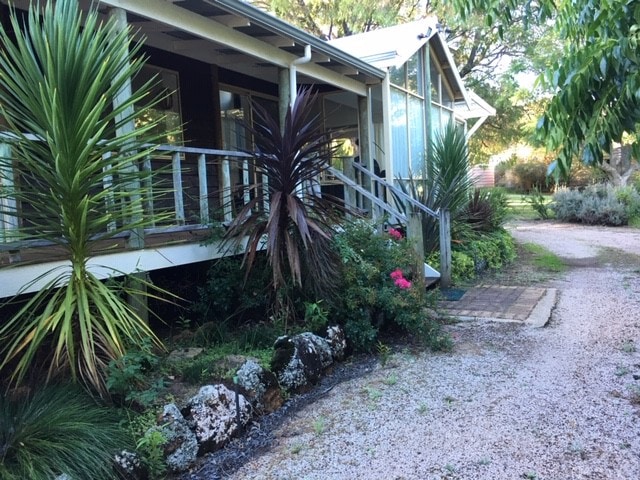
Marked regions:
[0,0,171,394]
[222,88,342,303]
[0,384,129,480]
[397,121,474,252]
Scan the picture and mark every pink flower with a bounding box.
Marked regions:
[388,227,403,240]
[390,269,404,280]
[394,278,412,289]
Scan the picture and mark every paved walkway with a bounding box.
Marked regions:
[439,285,557,327]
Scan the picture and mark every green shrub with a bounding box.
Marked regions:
[105,340,165,409]
[552,184,632,225]
[331,220,443,352]
[462,188,510,231]
[191,255,272,326]
[0,385,128,480]
[523,186,553,219]
[511,159,549,192]
[428,250,476,284]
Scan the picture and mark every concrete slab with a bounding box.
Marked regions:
[439,285,558,328]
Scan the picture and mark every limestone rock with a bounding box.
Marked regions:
[185,384,250,454]
[236,360,283,413]
[271,332,334,391]
[113,450,146,479]
[156,403,198,473]
[167,347,204,362]
[326,325,347,361]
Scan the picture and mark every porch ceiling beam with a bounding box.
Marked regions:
[99,0,368,95]
[213,14,251,28]
[260,35,295,47]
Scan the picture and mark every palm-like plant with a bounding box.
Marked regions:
[223,88,342,306]
[0,1,170,394]
[397,121,474,252]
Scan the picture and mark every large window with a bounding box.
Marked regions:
[429,51,456,142]
[389,49,426,177]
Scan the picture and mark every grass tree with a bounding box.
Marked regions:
[222,88,342,325]
[0,0,170,395]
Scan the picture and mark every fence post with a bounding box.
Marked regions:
[197,153,209,225]
[407,212,425,281]
[439,208,452,288]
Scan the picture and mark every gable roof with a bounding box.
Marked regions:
[330,18,469,105]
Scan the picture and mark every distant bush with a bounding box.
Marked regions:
[511,159,550,192]
[552,184,638,225]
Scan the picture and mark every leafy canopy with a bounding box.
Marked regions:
[452,0,640,180]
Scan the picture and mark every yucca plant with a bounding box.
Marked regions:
[397,121,474,252]
[222,88,342,316]
[0,384,128,480]
[0,0,171,395]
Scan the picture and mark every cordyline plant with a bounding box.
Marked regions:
[222,88,343,316]
[0,0,171,395]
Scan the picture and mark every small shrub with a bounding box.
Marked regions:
[331,220,444,352]
[462,188,510,231]
[510,159,549,192]
[0,385,128,480]
[106,339,165,408]
[524,186,552,219]
[552,184,632,225]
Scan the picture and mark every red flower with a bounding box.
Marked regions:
[390,269,404,280]
[388,228,403,240]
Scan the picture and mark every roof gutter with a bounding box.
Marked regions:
[209,0,385,82]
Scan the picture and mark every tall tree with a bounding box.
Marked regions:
[252,0,423,39]
[453,0,640,181]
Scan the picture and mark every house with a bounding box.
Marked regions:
[0,0,492,299]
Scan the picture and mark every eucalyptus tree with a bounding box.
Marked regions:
[0,0,170,395]
[452,0,640,182]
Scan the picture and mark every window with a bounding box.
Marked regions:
[133,65,183,145]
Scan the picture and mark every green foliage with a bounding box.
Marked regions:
[136,428,168,479]
[106,341,165,409]
[552,185,634,226]
[0,0,170,395]
[191,255,272,325]
[0,385,128,480]
[511,159,550,192]
[124,410,167,480]
[452,0,640,181]
[462,188,510,232]
[428,229,515,283]
[397,122,474,253]
[330,220,444,352]
[303,300,329,333]
[523,186,552,219]
[222,88,342,309]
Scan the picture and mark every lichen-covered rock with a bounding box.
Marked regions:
[271,332,334,391]
[185,384,250,454]
[113,450,146,479]
[236,360,283,413]
[155,403,198,473]
[326,325,347,361]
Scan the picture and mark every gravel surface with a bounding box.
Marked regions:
[195,221,640,479]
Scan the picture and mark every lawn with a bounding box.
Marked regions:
[505,192,553,221]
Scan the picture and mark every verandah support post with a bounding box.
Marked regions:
[109,6,147,322]
[439,208,452,289]
[342,157,355,216]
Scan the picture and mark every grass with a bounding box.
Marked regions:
[506,193,553,221]
[522,243,566,272]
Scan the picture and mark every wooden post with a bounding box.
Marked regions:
[407,212,425,280]
[172,151,185,225]
[197,153,209,225]
[439,208,452,288]
[221,158,233,222]
[358,94,372,214]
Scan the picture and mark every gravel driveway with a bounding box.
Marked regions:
[223,221,640,479]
